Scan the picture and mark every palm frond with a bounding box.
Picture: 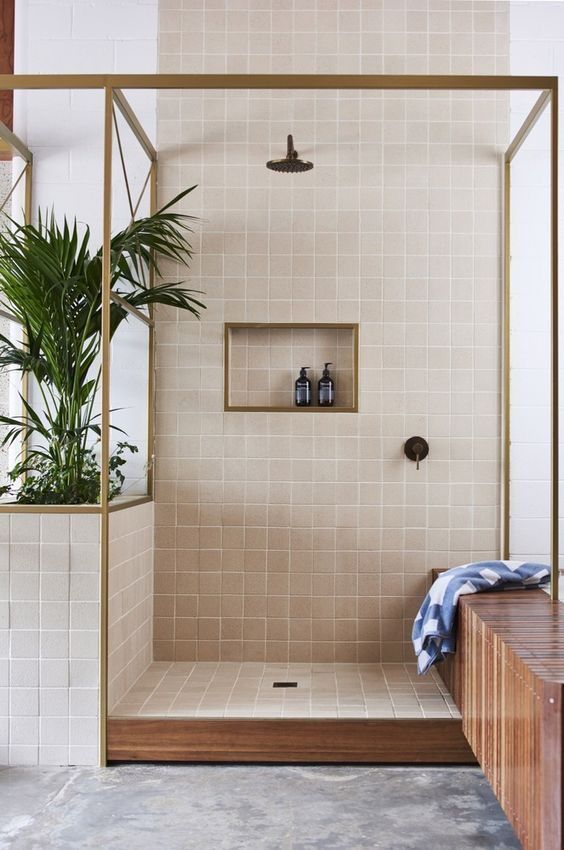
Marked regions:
[0,186,204,504]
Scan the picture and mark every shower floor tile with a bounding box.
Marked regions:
[111,662,460,720]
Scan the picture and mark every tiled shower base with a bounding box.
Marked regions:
[111,662,460,720]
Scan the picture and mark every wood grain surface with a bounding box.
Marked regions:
[0,0,14,129]
[454,591,564,850]
[107,717,475,764]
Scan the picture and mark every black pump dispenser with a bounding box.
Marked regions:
[295,366,312,407]
[318,362,334,407]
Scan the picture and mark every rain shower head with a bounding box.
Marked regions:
[266,135,313,173]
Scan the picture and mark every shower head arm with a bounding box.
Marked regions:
[287,134,298,159]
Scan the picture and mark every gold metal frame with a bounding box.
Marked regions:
[110,87,157,506]
[0,73,556,90]
[0,119,32,225]
[224,322,360,412]
[0,74,557,767]
[99,88,157,762]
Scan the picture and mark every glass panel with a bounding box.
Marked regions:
[0,89,105,505]
[111,96,152,234]
[106,93,155,502]
[508,107,551,566]
[0,318,25,496]
[0,153,28,498]
[110,316,150,499]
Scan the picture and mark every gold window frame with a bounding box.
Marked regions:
[0,74,557,767]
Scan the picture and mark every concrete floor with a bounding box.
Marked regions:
[0,764,520,850]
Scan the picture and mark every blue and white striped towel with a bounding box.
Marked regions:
[413,560,550,674]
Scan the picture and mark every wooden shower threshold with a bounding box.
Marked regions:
[107,717,475,763]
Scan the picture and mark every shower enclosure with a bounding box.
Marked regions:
[0,73,557,767]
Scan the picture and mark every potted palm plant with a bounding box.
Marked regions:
[0,186,204,504]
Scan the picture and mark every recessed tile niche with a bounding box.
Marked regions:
[224,323,359,412]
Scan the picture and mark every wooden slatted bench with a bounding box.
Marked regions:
[447,590,564,850]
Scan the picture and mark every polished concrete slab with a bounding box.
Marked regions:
[0,764,520,850]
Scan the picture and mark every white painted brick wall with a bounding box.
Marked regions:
[14,0,158,233]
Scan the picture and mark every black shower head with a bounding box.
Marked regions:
[266,135,313,173]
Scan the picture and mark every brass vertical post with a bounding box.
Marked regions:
[99,84,113,766]
[21,159,32,470]
[550,85,559,601]
[23,160,32,224]
[502,158,511,561]
[147,157,157,500]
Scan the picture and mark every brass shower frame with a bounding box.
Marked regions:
[0,74,557,767]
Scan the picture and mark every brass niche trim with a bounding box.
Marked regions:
[224,321,359,413]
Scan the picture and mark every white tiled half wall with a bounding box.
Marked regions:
[108,502,154,713]
[0,513,100,766]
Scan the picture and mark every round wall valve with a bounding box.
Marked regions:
[404,436,429,471]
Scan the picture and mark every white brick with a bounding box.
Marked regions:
[26,38,115,73]
[40,545,70,572]
[10,515,40,544]
[511,1,564,41]
[41,515,70,545]
[40,687,69,717]
[10,660,39,688]
[69,745,98,766]
[113,38,158,72]
[40,659,70,688]
[70,516,100,545]
[70,659,99,688]
[10,688,39,716]
[70,688,99,717]
[70,717,98,747]
[39,745,70,765]
[9,745,38,766]
[10,716,39,746]
[28,3,72,40]
[72,2,156,40]
[38,715,67,746]
[70,631,99,660]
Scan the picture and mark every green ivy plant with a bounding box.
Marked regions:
[4,442,138,505]
[0,187,204,504]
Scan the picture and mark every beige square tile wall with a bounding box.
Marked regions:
[155,1,509,662]
[108,502,154,712]
[0,513,100,765]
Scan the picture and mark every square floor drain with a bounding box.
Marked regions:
[272,681,298,688]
